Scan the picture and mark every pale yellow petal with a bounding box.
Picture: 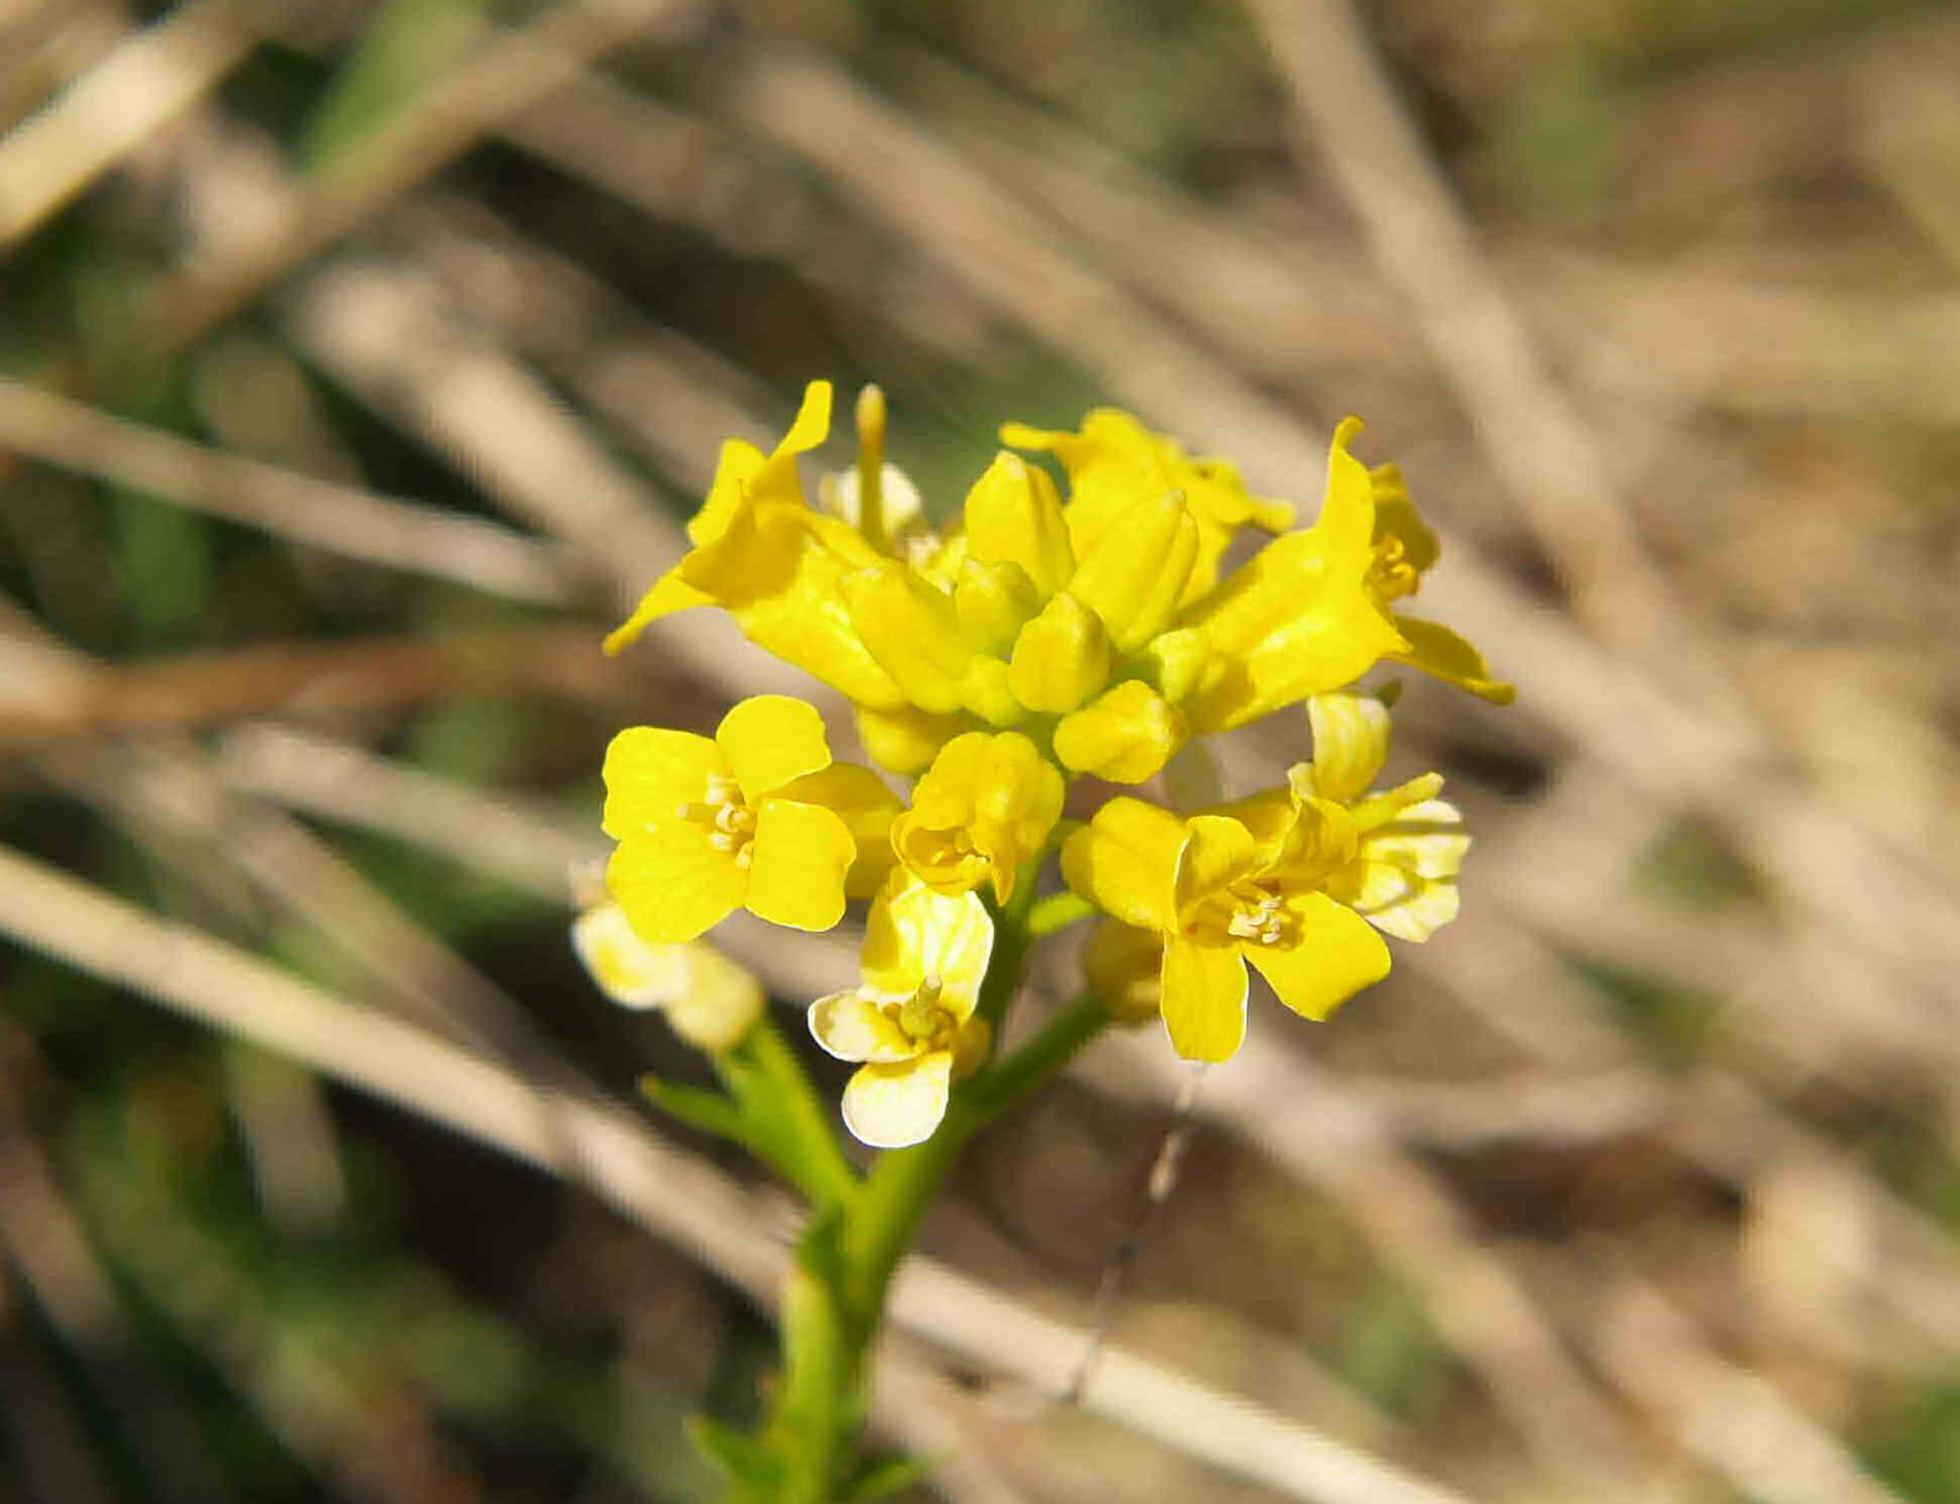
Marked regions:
[601,728,727,841]
[1305,692,1392,805]
[571,902,691,1008]
[716,695,833,802]
[808,991,915,1064]
[606,825,745,944]
[1161,938,1248,1062]
[1245,893,1390,1020]
[863,878,994,1017]
[662,948,766,1052]
[842,1054,953,1148]
[745,799,854,932]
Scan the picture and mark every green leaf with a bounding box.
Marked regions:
[638,1076,745,1143]
[687,1414,785,1495]
[844,1453,935,1501]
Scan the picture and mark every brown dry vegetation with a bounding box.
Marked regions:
[2,1,1958,1501]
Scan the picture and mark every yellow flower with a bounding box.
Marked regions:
[808,873,995,1148]
[1001,408,1294,600]
[1179,419,1409,733]
[891,732,1063,905]
[572,901,763,1052]
[604,382,909,712]
[603,695,897,943]
[1288,691,1470,942]
[1061,795,1390,1062]
[1363,461,1515,705]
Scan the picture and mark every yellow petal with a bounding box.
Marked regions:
[571,902,690,1008]
[574,904,764,1049]
[1338,798,1468,942]
[1060,797,1184,932]
[893,732,1062,903]
[715,694,833,802]
[809,991,915,1064]
[1174,815,1262,914]
[1161,937,1248,1062]
[962,451,1074,596]
[1008,593,1110,713]
[842,1053,953,1149]
[773,379,833,460]
[606,825,745,944]
[863,875,995,1017]
[1245,893,1390,1020]
[602,567,713,656]
[954,557,1043,655]
[844,562,975,716]
[1304,692,1392,806]
[1053,679,1186,784]
[1082,920,1165,1024]
[854,704,967,776]
[1181,419,1408,731]
[1183,544,1406,731]
[745,799,854,932]
[683,499,906,710]
[601,728,726,841]
[1390,615,1516,705]
[774,763,901,898]
[1066,491,1200,654]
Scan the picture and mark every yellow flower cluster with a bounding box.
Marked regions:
[586,381,1510,1144]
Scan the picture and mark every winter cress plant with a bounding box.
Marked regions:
[580,381,1512,1502]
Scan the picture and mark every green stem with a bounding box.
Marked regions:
[758,901,1109,1500]
[1027,889,1096,937]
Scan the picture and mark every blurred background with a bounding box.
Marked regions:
[3,0,1959,1500]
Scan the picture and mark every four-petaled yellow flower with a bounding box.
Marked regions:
[572,901,764,1053]
[1062,793,1391,1062]
[809,873,995,1148]
[891,731,1063,904]
[603,695,897,943]
[598,382,1507,1141]
[1290,691,1471,942]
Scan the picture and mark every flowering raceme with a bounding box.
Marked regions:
[593,380,1510,1139]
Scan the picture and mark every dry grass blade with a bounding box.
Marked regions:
[1235,0,1684,656]
[0,0,260,245]
[0,376,578,604]
[150,0,705,347]
[0,627,631,744]
[0,838,1492,1504]
[1591,1278,1911,1504]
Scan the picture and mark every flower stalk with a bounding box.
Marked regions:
[578,379,1513,1499]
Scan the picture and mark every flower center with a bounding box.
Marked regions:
[1369,536,1420,601]
[1189,879,1296,948]
[675,772,757,869]
[896,974,956,1044]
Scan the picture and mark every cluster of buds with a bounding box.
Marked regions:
[581,382,1510,1146]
